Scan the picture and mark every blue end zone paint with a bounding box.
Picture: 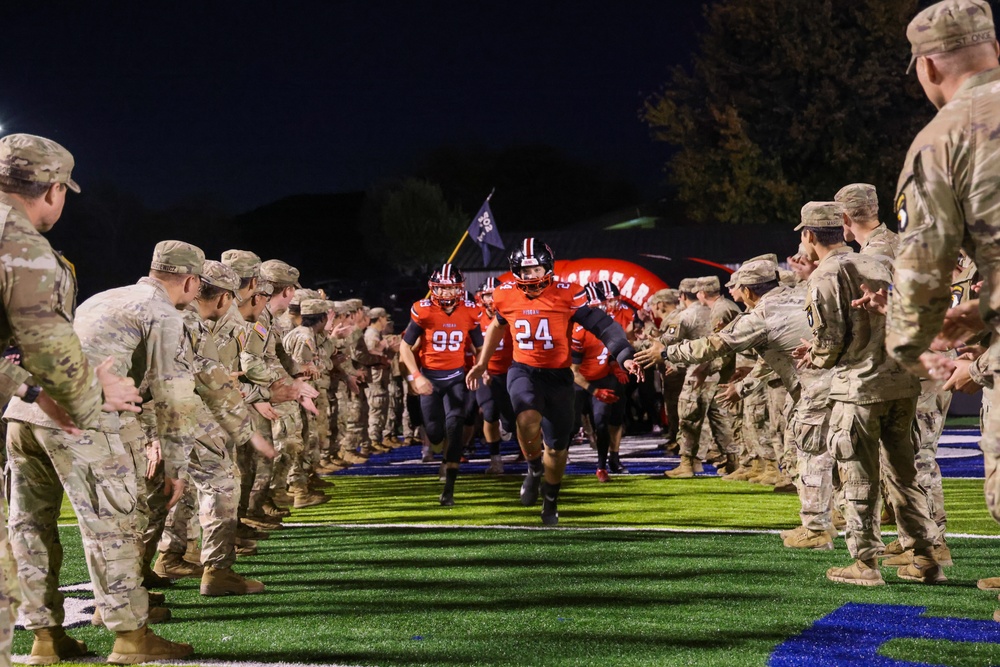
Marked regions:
[336,428,984,479]
[769,602,1000,666]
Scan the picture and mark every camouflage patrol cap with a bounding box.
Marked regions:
[301,299,335,316]
[834,183,879,220]
[778,269,798,287]
[650,288,680,305]
[369,307,388,319]
[200,260,240,292]
[678,278,698,293]
[255,280,274,297]
[735,259,779,286]
[725,271,741,289]
[906,0,995,73]
[745,253,779,264]
[260,259,301,288]
[220,249,261,279]
[332,300,349,315]
[291,288,321,306]
[0,134,81,193]
[697,276,721,293]
[345,298,363,312]
[151,240,204,275]
[794,202,845,231]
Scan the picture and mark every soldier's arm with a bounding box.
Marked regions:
[0,356,31,406]
[887,146,967,370]
[0,232,102,428]
[665,314,765,366]
[239,324,281,391]
[147,315,203,478]
[191,327,255,445]
[807,277,846,370]
[352,333,383,367]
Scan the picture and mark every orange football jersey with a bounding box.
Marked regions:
[480,310,514,375]
[409,299,482,371]
[612,305,636,333]
[491,281,588,369]
[571,324,611,381]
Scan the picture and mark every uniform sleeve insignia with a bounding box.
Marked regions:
[806,305,814,328]
[667,326,677,336]
[237,330,247,351]
[951,285,964,309]
[253,322,269,340]
[895,192,907,232]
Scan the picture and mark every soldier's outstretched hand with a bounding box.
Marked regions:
[96,356,143,413]
[249,432,277,459]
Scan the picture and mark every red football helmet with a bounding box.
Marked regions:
[428,263,465,308]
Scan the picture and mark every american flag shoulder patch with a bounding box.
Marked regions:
[253,322,269,340]
[237,330,248,351]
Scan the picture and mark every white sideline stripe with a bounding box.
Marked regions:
[284,521,1000,540]
[11,659,364,667]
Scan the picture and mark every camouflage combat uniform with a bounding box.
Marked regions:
[364,322,390,445]
[8,242,204,633]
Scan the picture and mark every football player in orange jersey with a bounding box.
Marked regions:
[399,264,484,506]
[474,277,515,474]
[595,279,639,343]
[572,282,632,482]
[467,239,640,525]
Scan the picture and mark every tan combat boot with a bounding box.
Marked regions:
[897,554,946,584]
[832,507,846,530]
[782,526,834,551]
[772,474,797,493]
[183,539,201,566]
[826,559,885,586]
[152,551,203,580]
[882,538,904,556]
[26,626,88,665]
[722,462,754,481]
[200,566,266,596]
[290,484,329,508]
[261,499,291,518]
[741,459,765,482]
[978,576,1000,591]
[341,450,367,464]
[93,605,171,627]
[933,541,954,567]
[755,461,780,486]
[107,625,193,664]
[664,455,696,479]
[309,475,334,489]
[271,488,294,506]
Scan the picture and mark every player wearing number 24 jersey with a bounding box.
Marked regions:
[400,264,483,507]
[467,238,639,526]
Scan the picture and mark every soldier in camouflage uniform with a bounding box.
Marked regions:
[662,278,737,478]
[338,299,384,459]
[364,307,393,449]
[153,261,270,596]
[253,261,324,510]
[282,298,335,506]
[213,250,273,537]
[384,317,405,443]
[885,0,1000,613]
[646,289,686,450]
[0,134,144,665]
[796,202,940,587]
[7,241,208,662]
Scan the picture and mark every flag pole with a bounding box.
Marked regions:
[427,188,495,297]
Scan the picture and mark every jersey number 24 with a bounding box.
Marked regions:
[514,318,554,350]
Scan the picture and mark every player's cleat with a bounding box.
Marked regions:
[27,626,89,665]
[485,455,505,475]
[782,526,834,550]
[107,625,193,664]
[608,460,629,474]
[438,462,447,482]
[520,469,543,506]
[897,555,946,584]
[826,559,885,586]
[596,468,610,483]
[439,490,455,507]
[541,507,559,526]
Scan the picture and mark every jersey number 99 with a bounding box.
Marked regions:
[432,330,464,352]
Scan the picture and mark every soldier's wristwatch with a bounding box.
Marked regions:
[21,384,41,404]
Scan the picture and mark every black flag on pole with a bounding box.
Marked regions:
[466,196,504,265]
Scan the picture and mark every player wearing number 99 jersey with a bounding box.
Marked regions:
[399,264,483,507]
[467,238,639,526]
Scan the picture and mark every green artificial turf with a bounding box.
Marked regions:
[25,474,1000,666]
[13,524,1000,667]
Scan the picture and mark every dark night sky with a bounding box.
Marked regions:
[2,1,705,213]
